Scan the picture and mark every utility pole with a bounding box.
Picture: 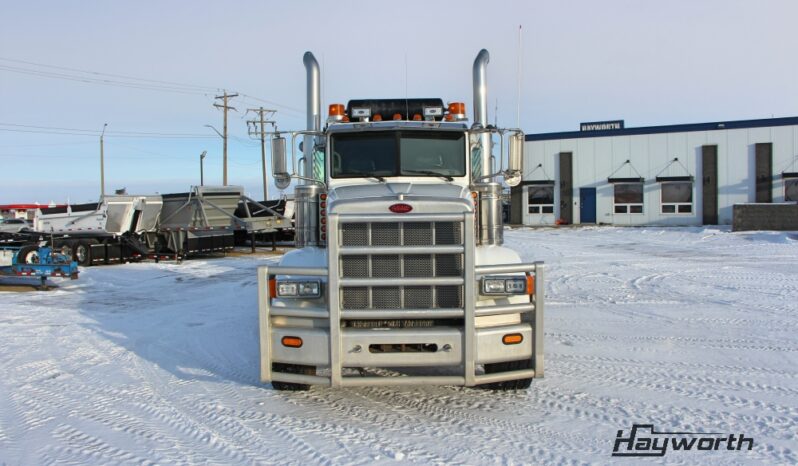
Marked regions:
[100,123,108,198]
[199,150,207,186]
[247,107,277,201]
[213,90,238,185]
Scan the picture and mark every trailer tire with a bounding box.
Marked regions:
[271,363,315,391]
[75,240,95,266]
[16,245,40,264]
[480,359,533,391]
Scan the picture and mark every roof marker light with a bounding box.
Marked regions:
[447,102,467,121]
[328,103,346,123]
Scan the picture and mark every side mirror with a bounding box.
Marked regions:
[272,135,291,189]
[504,132,524,187]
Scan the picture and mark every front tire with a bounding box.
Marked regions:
[271,363,316,391]
[480,359,533,390]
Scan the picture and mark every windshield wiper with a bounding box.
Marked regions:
[344,170,386,182]
[404,170,454,181]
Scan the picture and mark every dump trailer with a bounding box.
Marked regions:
[29,185,290,266]
[257,49,544,390]
[33,194,162,265]
[234,198,296,244]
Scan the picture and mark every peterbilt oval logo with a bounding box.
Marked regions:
[389,203,413,213]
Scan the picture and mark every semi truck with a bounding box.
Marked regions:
[257,49,544,390]
[22,185,289,266]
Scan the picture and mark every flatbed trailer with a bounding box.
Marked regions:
[0,244,79,289]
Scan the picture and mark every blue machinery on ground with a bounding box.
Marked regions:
[0,245,79,288]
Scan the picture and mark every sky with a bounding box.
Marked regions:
[1,0,796,203]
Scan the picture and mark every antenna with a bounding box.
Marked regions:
[517,24,522,128]
[404,52,409,119]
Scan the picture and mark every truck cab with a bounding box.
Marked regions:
[258,50,544,390]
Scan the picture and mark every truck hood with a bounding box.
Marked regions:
[330,182,469,201]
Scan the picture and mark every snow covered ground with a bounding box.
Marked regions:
[1,227,796,465]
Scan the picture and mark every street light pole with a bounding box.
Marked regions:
[200,150,207,186]
[100,123,108,198]
[204,125,223,185]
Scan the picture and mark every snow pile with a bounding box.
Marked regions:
[1,227,796,464]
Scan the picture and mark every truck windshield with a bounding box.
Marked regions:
[331,131,466,179]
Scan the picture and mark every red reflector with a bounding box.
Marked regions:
[389,203,413,214]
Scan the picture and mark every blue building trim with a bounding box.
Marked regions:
[525,116,798,142]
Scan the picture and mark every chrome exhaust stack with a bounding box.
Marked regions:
[296,52,323,248]
[472,48,491,180]
[472,49,503,246]
[303,51,321,181]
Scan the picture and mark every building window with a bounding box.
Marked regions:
[614,183,644,214]
[527,186,554,214]
[786,179,798,202]
[661,181,693,214]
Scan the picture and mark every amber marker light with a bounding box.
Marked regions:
[281,336,303,348]
[328,103,345,117]
[502,333,523,345]
[448,102,466,115]
[268,278,277,298]
[527,274,535,295]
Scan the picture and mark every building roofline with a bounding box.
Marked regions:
[525,116,798,142]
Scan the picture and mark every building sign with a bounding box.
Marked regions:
[580,120,624,132]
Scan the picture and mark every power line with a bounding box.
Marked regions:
[0,128,216,139]
[0,122,216,137]
[0,56,220,91]
[0,57,219,92]
[239,93,303,115]
[0,57,304,114]
[0,64,213,96]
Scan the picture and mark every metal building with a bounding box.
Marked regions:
[511,116,798,226]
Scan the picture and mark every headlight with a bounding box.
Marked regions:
[276,280,322,298]
[481,276,528,295]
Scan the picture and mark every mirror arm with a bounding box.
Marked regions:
[289,130,327,188]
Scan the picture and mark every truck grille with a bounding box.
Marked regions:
[339,221,464,310]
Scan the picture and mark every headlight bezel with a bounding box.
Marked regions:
[481,276,528,296]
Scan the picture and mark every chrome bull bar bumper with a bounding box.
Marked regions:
[257,211,544,388]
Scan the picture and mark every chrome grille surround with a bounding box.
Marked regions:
[339,220,464,311]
